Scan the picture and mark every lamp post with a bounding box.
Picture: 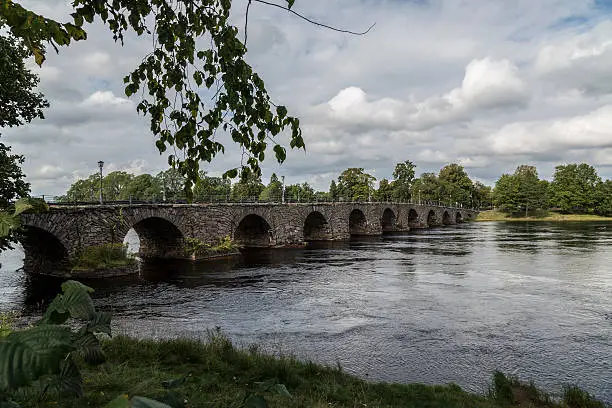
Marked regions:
[97,161,104,204]
[281,176,285,204]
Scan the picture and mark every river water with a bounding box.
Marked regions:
[1,222,611,402]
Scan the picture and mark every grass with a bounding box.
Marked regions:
[10,335,609,408]
[476,210,612,222]
[71,243,137,271]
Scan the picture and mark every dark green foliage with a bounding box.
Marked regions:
[0,36,49,128]
[594,180,612,216]
[258,173,283,202]
[375,178,394,202]
[336,168,376,201]
[411,172,442,202]
[284,182,315,202]
[493,165,548,216]
[392,160,416,202]
[71,243,136,271]
[438,163,474,206]
[563,386,606,408]
[0,198,49,251]
[491,371,514,404]
[549,164,601,214]
[230,171,265,201]
[0,281,110,404]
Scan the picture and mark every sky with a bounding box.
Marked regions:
[3,0,612,195]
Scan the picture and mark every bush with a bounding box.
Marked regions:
[72,243,136,271]
[564,386,606,408]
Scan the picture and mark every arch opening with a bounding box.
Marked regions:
[381,208,397,232]
[21,227,69,275]
[443,211,452,226]
[235,214,273,247]
[408,209,419,228]
[303,212,332,241]
[427,210,438,227]
[349,209,368,236]
[456,212,463,223]
[130,217,185,259]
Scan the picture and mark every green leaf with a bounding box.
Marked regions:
[0,212,19,238]
[57,357,83,397]
[243,395,268,408]
[273,383,292,397]
[276,105,287,119]
[273,145,286,163]
[103,394,130,408]
[40,281,96,324]
[161,374,189,389]
[286,0,296,9]
[131,396,174,408]
[223,168,238,179]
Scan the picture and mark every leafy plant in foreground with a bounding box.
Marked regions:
[0,281,110,404]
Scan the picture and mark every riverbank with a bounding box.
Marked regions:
[10,334,607,408]
[476,210,612,222]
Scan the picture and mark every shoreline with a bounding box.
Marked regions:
[6,334,608,407]
[476,210,612,222]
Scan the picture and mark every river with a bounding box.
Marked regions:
[0,222,611,402]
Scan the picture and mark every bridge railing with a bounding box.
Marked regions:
[31,194,480,211]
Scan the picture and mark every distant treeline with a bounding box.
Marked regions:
[493,164,611,217]
[57,161,612,216]
[57,161,491,208]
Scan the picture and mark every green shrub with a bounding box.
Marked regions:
[72,243,136,271]
[0,311,18,338]
[564,386,606,408]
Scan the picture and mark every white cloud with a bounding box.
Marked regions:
[489,105,612,155]
[536,21,612,94]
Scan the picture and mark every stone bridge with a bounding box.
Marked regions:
[20,203,477,276]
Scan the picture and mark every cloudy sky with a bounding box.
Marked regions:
[4,0,612,195]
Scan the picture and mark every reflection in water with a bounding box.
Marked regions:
[0,222,611,403]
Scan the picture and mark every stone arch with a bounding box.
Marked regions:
[443,211,452,225]
[303,211,332,241]
[381,208,397,232]
[21,226,70,275]
[427,210,438,227]
[128,217,185,259]
[456,212,463,223]
[349,209,368,236]
[235,214,273,247]
[408,208,419,228]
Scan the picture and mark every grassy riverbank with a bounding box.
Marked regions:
[476,210,612,222]
[8,334,607,408]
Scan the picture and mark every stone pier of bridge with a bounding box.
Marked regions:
[19,202,477,277]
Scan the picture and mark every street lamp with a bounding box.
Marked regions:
[281,176,285,204]
[97,161,104,204]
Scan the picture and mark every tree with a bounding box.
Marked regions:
[329,180,339,201]
[285,182,315,202]
[259,173,283,202]
[392,160,415,202]
[0,143,29,209]
[0,36,49,128]
[62,174,99,202]
[103,171,133,201]
[1,1,305,193]
[438,163,473,206]
[549,163,601,214]
[472,181,493,209]
[336,168,376,201]
[411,173,441,202]
[594,180,612,216]
[230,171,264,201]
[156,168,188,201]
[120,174,161,201]
[193,171,231,201]
[0,35,48,249]
[375,178,394,202]
[493,165,548,216]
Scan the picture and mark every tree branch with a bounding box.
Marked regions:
[251,0,375,36]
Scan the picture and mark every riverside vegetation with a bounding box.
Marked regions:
[476,210,612,222]
[0,283,608,408]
